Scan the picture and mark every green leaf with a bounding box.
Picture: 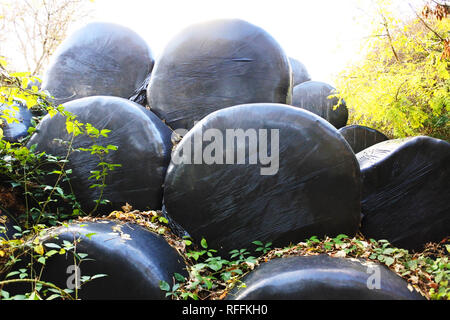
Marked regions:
[91,274,108,280]
[189,251,201,261]
[1,290,10,299]
[221,272,232,281]
[45,250,58,257]
[28,291,40,300]
[44,243,61,249]
[159,280,170,292]
[84,233,96,240]
[208,260,223,272]
[203,278,213,290]
[200,238,208,249]
[233,268,243,275]
[385,257,395,266]
[323,242,333,250]
[174,273,186,283]
[158,217,168,224]
[6,271,20,278]
[230,252,239,259]
[37,256,46,265]
[335,234,348,240]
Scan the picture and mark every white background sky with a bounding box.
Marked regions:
[4,0,422,86]
[82,0,374,86]
[74,0,420,86]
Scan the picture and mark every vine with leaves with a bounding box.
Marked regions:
[0,56,119,299]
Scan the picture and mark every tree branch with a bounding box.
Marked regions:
[410,3,445,42]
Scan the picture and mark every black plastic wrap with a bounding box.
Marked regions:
[163,103,361,255]
[292,81,348,129]
[357,136,450,251]
[0,208,18,240]
[28,220,185,299]
[129,73,152,106]
[42,22,154,105]
[288,57,311,87]
[147,19,292,130]
[227,255,424,300]
[27,96,173,213]
[0,102,33,142]
[338,125,389,154]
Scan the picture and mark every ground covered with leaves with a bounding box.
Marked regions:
[33,205,449,300]
[0,203,449,300]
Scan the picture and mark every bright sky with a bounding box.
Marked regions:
[81,0,373,86]
[4,0,421,86]
[75,0,421,86]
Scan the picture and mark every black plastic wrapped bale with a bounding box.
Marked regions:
[147,19,292,130]
[338,125,389,154]
[42,22,154,105]
[292,81,348,129]
[357,136,450,251]
[289,57,311,87]
[36,220,187,299]
[26,96,173,213]
[0,102,33,142]
[163,103,361,255]
[0,208,18,240]
[227,255,424,300]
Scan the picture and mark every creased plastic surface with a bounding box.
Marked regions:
[338,125,388,154]
[0,102,33,142]
[36,221,186,299]
[147,19,292,130]
[163,103,361,255]
[129,73,152,106]
[357,136,450,251]
[228,255,424,300]
[292,81,348,129]
[42,22,154,105]
[27,96,173,213]
[289,57,311,87]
